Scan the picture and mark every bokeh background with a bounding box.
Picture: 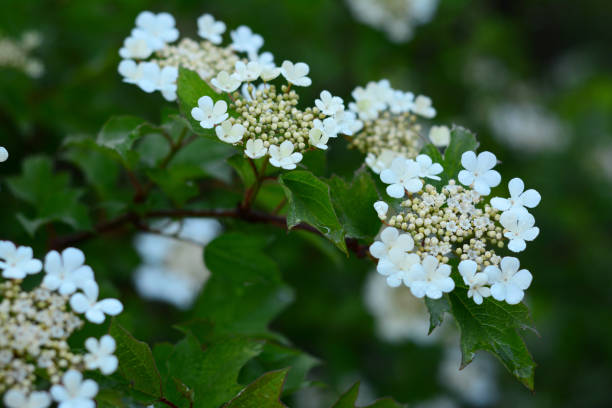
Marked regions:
[1,0,611,407]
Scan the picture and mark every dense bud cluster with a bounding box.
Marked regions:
[0,243,122,408]
[0,31,44,78]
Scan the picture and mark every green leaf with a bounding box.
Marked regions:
[279,170,347,254]
[166,332,263,408]
[194,233,293,338]
[331,383,403,408]
[96,115,147,166]
[109,320,163,398]
[146,167,199,206]
[239,342,319,395]
[327,170,380,240]
[177,67,233,139]
[6,155,91,235]
[440,126,479,183]
[224,369,289,408]
[425,296,451,334]
[227,154,257,188]
[447,275,536,390]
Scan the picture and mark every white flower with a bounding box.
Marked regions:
[383,252,421,288]
[429,125,450,147]
[118,60,143,84]
[118,33,152,59]
[70,281,123,324]
[191,96,228,129]
[215,120,245,144]
[211,71,241,93]
[0,146,8,162]
[157,66,178,101]
[491,178,541,215]
[51,369,98,408]
[230,25,263,58]
[84,335,118,375]
[365,149,402,174]
[369,227,414,260]
[408,256,455,299]
[457,151,501,195]
[252,51,275,69]
[3,389,51,408]
[308,128,329,150]
[132,11,179,51]
[485,257,532,304]
[499,211,539,252]
[315,90,345,115]
[389,90,414,114]
[349,86,385,120]
[241,83,269,102]
[373,201,389,219]
[231,60,262,82]
[268,141,303,170]
[380,157,423,198]
[415,154,443,180]
[313,117,339,139]
[245,139,267,159]
[412,95,436,118]
[0,241,42,279]
[280,61,312,87]
[135,61,162,93]
[333,110,363,135]
[458,260,491,304]
[260,65,281,81]
[43,248,94,295]
[197,14,226,44]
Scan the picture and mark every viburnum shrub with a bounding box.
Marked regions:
[1,10,540,407]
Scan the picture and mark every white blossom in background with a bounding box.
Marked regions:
[42,247,94,296]
[84,335,118,375]
[499,211,539,252]
[3,389,51,408]
[119,33,153,59]
[50,370,98,408]
[69,281,123,324]
[412,95,436,118]
[269,141,303,170]
[491,177,541,215]
[414,397,459,408]
[315,90,345,115]
[132,11,179,51]
[245,139,268,159]
[232,60,262,82]
[230,25,264,58]
[0,146,8,162]
[308,128,330,150]
[216,120,246,144]
[197,14,226,44]
[373,201,389,220]
[334,109,363,136]
[134,218,220,309]
[364,273,444,344]
[439,347,498,406]
[191,96,228,129]
[380,157,424,198]
[0,31,44,78]
[429,125,450,147]
[488,102,568,153]
[0,241,42,279]
[252,51,275,69]
[345,0,439,43]
[280,61,312,87]
[458,151,501,195]
[485,257,532,305]
[313,117,339,139]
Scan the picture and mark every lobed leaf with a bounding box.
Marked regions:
[332,382,404,408]
[224,369,289,408]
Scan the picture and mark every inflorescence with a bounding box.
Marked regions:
[0,30,44,78]
[0,243,123,408]
[370,149,541,305]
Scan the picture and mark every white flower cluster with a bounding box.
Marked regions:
[346,79,446,173]
[345,0,439,43]
[370,150,541,305]
[0,242,122,408]
[134,218,220,309]
[195,46,361,170]
[0,30,44,78]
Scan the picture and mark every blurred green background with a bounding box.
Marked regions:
[1,0,612,407]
